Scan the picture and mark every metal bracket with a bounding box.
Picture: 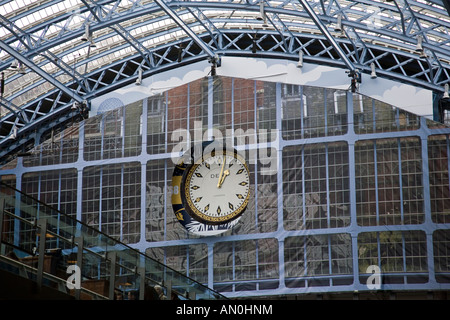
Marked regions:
[75,236,84,300]
[36,218,47,288]
[108,251,117,300]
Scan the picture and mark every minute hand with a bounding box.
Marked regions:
[217,155,226,188]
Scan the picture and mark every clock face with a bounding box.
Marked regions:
[182,149,250,225]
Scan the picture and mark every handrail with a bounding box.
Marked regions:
[0,255,108,300]
[0,181,226,300]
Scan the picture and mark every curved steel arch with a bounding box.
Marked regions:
[0,0,449,164]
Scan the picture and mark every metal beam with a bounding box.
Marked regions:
[153,0,220,66]
[0,41,84,103]
[440,0,450,16]
[0,14,87,93]
[80,0,153,68]
[297,0,356,72]
[0,99,28,124]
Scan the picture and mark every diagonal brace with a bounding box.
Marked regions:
[153,0,221,66]
[0,42,85,103]
[298,0,357,73]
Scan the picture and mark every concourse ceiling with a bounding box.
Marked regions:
[0,0,450,164]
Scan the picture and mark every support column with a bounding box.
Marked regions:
[36,218,47,289]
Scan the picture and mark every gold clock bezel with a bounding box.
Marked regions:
[181,149,250,225]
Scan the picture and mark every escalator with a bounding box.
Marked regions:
[0,255,76,300]
[0,182,225,300]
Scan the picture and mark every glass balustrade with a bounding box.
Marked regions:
[0,181,226,300]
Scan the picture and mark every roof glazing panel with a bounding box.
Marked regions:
[0,0,449,161]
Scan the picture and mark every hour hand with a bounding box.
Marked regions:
[218,170,230,187]
[217,155,226,188]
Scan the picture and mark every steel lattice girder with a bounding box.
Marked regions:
[0,0,450,163]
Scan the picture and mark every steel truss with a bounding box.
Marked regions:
[0,0,450,163]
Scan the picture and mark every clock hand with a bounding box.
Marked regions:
[218,169,230,187]
[217,154,226,188]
